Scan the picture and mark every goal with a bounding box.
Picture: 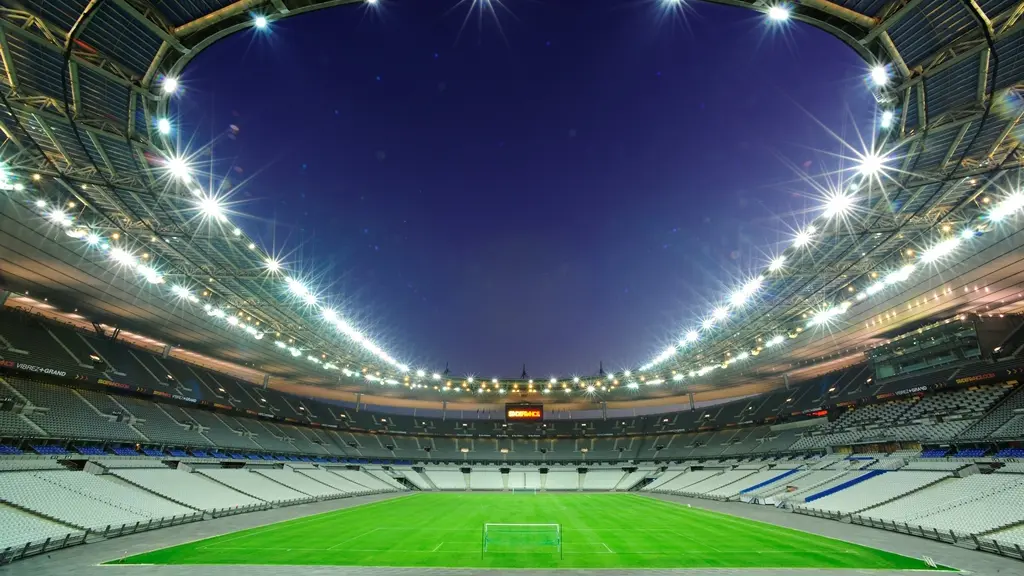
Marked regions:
[481,523,562,558]
[510,488,538,494]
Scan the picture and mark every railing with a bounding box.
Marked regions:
[100,512,204,538]
[0,532,87,565]
[848,515,1024,562]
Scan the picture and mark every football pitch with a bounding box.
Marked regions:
[111,493,950,569]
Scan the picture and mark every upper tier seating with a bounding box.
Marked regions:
[2,377,144,442]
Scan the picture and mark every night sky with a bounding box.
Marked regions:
[173,0,873,378]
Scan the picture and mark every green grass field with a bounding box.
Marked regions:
[112,493,949,569]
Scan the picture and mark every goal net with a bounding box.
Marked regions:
[482,523,561,557]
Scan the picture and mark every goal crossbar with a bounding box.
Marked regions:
[481,523,562,559]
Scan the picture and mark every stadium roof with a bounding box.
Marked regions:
[1,0,1023,404]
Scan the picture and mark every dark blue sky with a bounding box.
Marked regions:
[174,0,871,378]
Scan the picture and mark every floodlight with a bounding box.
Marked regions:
[198,196,225,221]
[823,191,855,218]
[858,151,886,176]
[870,65,889,87]
[989,192,1024,222]
[586,385,595,393]
[767,6,790,21]
[156,118,171,135]
[793,227,814,247]
[549,377,557,384]
[712,307,728,321]
[920,237,961,263]
[322,308,339,322]
[166,156,191,181]
[880,110,895,128]
[254,15,268,28]
[109,247,136,266]
[48,210,72,227]
[85,232,101,245]
[265,258,281,272]
[769,255,786,271]
[171,285,192,299]
[767,334,785,346]
[34,199,45,208]
[162,77,179,94]
[673,373,684,381]
[684,330,699,343]
[701,318,714,330]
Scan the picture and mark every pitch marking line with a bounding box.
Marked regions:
[432,542,444,552]
[327,527,384,550]
[601,542,614,553]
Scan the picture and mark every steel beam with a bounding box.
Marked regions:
[860,0,924,45]
[0,25,17,92]
[109,0,189,53]
[173,0,263,38]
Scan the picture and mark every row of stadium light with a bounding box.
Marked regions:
[1,4,1010,398]
[9,169,1019,398]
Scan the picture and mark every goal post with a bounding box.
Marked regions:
[481,523,562,559]
[510,487,538,494]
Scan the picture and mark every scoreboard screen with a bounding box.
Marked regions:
[505,403,544,422]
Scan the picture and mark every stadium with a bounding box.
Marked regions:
[0,0,1024,574]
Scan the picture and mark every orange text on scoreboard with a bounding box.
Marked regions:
[505,404,544,421]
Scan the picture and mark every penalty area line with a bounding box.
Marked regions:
[601,542,614,553]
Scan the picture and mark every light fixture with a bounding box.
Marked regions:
[767,5,790,21]
[198,196,226,221]
[166,156,191,182]
[156,118,171,135]
[858,151,887,176]
[254,15,268,28]
[769,255,786,272]
[684,330,699,344]
[870,65,889,87]
[880,110,895,128]
[823,191,855,219]
[265,258,281,272]
[793,226,815,247]
[162,77,179,94]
